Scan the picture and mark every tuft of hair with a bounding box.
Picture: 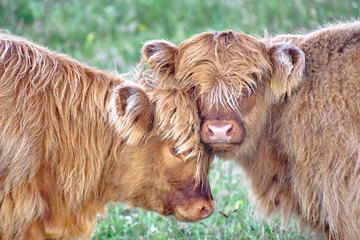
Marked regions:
[174,31,271,113]
[151,86,202,160]
[138,70,210,185]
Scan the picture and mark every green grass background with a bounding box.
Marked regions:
[0,0,359,239]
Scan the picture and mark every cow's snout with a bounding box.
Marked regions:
[201,119,244,145]
[207,123,233,141]
[197,199,214,219]
[174,198,214,222]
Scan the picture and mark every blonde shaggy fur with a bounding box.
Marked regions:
[0,33,213,239]
[141,22,360,239]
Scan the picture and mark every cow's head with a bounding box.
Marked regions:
[107,84,214,222]
[141,31,305,159]
[110,137,214,222]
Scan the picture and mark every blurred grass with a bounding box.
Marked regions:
[0,0,359,239]
[1,0,359,72]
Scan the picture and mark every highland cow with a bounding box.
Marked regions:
[141,22,360,239]
[0,33,214,240]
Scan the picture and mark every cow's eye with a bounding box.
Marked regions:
[170,146,181,157]
[242,82,256,96]
[169,145,187,161]
[190,85,197,97]
[242,87,251,96]
[249,82,256,90]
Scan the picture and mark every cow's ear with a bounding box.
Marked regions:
[108,84,154,146]
[141,40,178,79]
[266,43,305,102]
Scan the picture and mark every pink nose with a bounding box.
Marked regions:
[200,119,244,144]
[207,123,233,142]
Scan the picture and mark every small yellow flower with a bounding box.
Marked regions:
[87,33,94,42]
[234,200,244,209]
[138,24,147,31]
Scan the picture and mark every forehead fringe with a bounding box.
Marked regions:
[174,31,272,113]
[202,69,260,114]
[137,72,210,186]
[149,86,212,186]
[148,86,203,160]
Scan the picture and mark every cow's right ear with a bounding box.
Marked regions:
[266,43,305,103]
[108,84,154,146]
[141,40,178,79]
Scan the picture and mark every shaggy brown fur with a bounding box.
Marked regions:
[141,22,360,239]
[0,33,214,239]
[140,72,204,161]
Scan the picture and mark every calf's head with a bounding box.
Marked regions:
[141,31,305,158]
[108,84,214,222]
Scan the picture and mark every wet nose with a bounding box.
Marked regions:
[201,119,244,144]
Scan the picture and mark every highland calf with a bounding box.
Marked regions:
[0,34,214,239]
[142,22,360,239]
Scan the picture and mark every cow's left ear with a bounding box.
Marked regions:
[266,43,305,102]
[108,84,154,146]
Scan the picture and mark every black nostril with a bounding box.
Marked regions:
[226,124,234,136]
[206,125,214,136]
